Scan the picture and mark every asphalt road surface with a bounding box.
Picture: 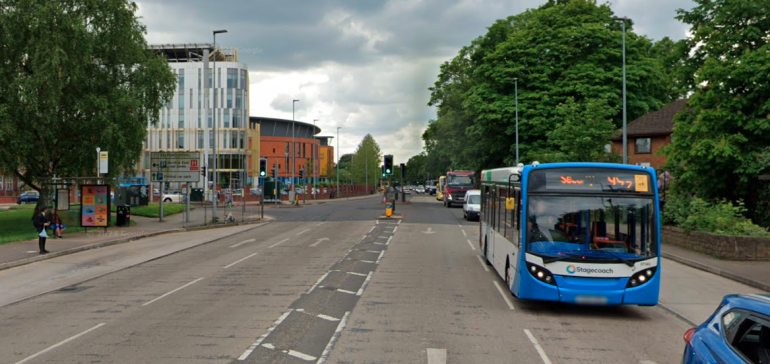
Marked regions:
[0,194,764,364]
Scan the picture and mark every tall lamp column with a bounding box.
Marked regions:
[212,29,227,222]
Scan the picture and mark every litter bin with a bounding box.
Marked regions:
[116,205,131,227]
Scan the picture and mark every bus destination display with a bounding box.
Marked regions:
[537,169,651,193]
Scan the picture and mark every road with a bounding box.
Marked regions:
[0,194,764,363]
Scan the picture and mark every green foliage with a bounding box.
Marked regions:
[662,195,770,237]
[350,134,382,185]
[424,0,675,173]
[0,208,125,245]
[663,0,770,206]
[0,0,177,190]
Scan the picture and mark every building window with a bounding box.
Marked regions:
[224,110,230,128]
[233,112,240,129]
[178,113,184,129]
[198,69,202,109]
[144,152,150,169]
[273,148,275,153]
[227,91,233,108]
[209,132,214,149]
[635,138,651,154]
[198,113,201,128]
[178,70,184,90]
[177,131,184,149]
[178,94,184,109]
[198,131,203,149]
[166,131,171,150]
[208,112,212,128]
[235,89,242,109]
[227,68,237,89]
[240,69,247,90]
[240,131,245,149]
[190,89,193,109]
[231,131,238,149]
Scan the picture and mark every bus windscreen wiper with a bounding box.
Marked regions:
[541,252,584,264]
[593,250,635,267]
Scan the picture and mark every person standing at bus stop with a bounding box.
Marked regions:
[32,205,51,254]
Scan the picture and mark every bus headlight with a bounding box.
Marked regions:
[626,267,657,288]
[527,263,557,286]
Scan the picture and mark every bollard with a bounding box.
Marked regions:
[386,202,393,217]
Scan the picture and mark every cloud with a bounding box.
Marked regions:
[138,0,696,166]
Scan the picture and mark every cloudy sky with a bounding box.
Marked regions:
[137,0,695,164]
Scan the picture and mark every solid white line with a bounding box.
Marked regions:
[461,229,467,237]
[368,226,375,233]
[524,329,553,364]
[14,323,106,364]
[360,260,376,264]
[376,251,385,264]
[239,311,294,361]
[317,314,340,322]
[307,271,331,294]
[493,281,515,310]
[393,226,398,233]
[427,348,447,364]
[317,311,351,364]
[288,349,317,361]
[386,236,393,245]
[378,236,388,239]
[347,271,368,277]
[374,242,386,245]
[269,238,290,248]
[296,229,310,235]
[337,289,357,295]
[224,253,257,269]
[476,255,490,272]
[316,222,326,227]
[230,238,256,248]
[397,220,401,225]
[357,271,374,296]
[143,278,204,306]
[466,239,476,251]
[366,250,381,253]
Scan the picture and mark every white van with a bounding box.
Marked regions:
[463,189,481,221]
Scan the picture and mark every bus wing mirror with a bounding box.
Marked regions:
[506,198,516,210]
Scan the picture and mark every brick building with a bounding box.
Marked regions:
[610,99,687,169]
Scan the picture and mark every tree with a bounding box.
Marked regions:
[663,0,770,218]
[350,134,382,188]
[0,0,176,190]
[540,97,617,162]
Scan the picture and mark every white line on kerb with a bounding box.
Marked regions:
[296,229,311,235]
[269,238,290,248]
[466,239,476,251]
[368,226,375,233]
[224,253,257,269]
[427,348,447,364]
[386,236,393,245]
[347,271,368,277]
[143,278,204,306]
[14,323,106,364]
[261,343,276,350]
[393,226,398,233]
[288,349,317,361]
[357,271,375,296]
[317,311,351,364]
[524,329,553,364]
[461,229,467,237]
[476,255,490,272]
[360,260,376,264]
[493,281,515,310]
[337,289,357,295]
[307,271,331,294]
[317,314,340,322]
[238,310,293,360]
[376,251,386,264]
[230,238,255,248]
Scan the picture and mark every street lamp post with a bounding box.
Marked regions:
[514,77,519,165]
[336,127,341,198]
[313,119,318,200]
[212,29,227,222]
[613,16,628,164]
[292,100,299,203]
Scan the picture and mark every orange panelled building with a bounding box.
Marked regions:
[249,117,335,184]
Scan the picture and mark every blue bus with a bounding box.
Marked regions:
[479,162,661,306]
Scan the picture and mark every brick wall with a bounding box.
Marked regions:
[662,226,770,260]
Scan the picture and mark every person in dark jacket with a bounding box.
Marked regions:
[32,205,50,254]
[47,208,66,239]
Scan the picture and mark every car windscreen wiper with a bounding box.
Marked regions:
[592,250,635,267]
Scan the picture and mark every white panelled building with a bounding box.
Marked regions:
[139,44,256,193]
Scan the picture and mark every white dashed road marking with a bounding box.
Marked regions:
[476,255,490,272]
[143,278,204,306]
[466,239,476,251]
[427,348,447,364]
[269,238,289,248]
[238,310,293,360]
[524,329,553,364]
[493,281,515,310]
[230,238,255,248]
[224,253,257,269]
[14,323,106,364]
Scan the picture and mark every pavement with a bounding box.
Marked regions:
[1,200,768,294]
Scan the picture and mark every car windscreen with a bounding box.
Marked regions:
[467,195,480,204]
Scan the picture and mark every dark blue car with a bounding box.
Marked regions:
[16,191,39,205]
[683,294,770,364]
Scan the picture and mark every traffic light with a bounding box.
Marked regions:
[259,158,267,177]
[381,164,386,178]
[384,155,393,175]
[270,167,275,178]
[300,168,305,179]
[400,163,406,179]
[201,165,207,177]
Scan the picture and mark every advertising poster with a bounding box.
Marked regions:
[81,184,110,227]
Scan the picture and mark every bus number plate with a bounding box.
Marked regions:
[575,295,608,305]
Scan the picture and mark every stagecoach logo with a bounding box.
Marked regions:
[566,265,615,275]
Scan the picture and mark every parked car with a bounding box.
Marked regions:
[17,191,40,205]
[161,192,185,203]
[463,190,481,221]
[250,188,263,196]
[415,186,425,194]
[682,294,770,364]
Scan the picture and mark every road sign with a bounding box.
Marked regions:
[150,152,201,182]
